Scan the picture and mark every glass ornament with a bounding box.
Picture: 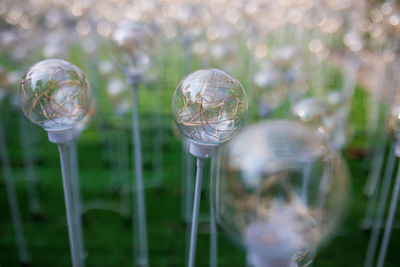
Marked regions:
[110,21,153,76]
[326,91,350,150]
[18,59,91,131]
[172,68,248,145]
[292,98,336,143]
[253,62,286,117]
[216,120,348,266]
[270,45,299,70]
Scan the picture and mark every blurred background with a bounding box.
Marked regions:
[0,0,400,266]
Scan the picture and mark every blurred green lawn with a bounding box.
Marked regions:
[0,43,399,266]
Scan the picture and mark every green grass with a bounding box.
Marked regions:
[0,44,399,266]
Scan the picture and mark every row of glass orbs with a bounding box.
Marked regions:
[15,21,400,267]
[173,69,350,267]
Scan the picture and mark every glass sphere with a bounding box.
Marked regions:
[216,120,348,266]
[110,21,153,76]
[253,63,286,117]
[386,105,400,141]
[326,91,350,150]
[172,68,248,145]
[18,59,91,131]
[271,45,299,70]
[292,98,336,143]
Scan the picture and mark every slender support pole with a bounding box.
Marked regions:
[152,81,164,187]
[318,163,331,225]
[362,140,386,230]
[376,153,400,267]
[69,142,86,266]
[109,130,120,191]
[131,81,149,267]
[365,145,396,267]
[301,162,312,205]
[209,150,219,267]
[18,113,41,215]
[364,140,386,197]
[188,157,205,267]
[183,140,194,223]
[183,141,194,263]
[58,143,80,267]
[120,129,131,219]
[116,128,126,191]
[0,117,30,264]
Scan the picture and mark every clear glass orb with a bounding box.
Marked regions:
[176,3,209,39]
[172,69,248,145]
[386,105,400,140]
[271,45,299,70]
[216,120,348,266]
[18,59,91,131]
[110,21,153,76]
[292,98,336,143]
[253,65,286,117]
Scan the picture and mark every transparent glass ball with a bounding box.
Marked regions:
[292,98,336,143]
[110,21,153,76]
[18,59,91,131]
[216,120,348,266]
[386,105,400,140]
[253,65,286,117]
[172,69,248,145]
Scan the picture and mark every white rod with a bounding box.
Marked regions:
[109,131,120,191]
[152,81,164,187]
[120,129,130,219]
[0,117,30,264]
[362,142,386,229]
[58,143,80,267]
[376,155,400,267]
[117,129,125,190]
[364,140,386,197]
[183,142,194,263]
[301,162,312,205]
[69,142,86,266]
[364,145,396,267]
[188,157,205,267]
[209,151,218,267]
[185,145,194,223]
[18,113,41,215]
[132,82,149,267]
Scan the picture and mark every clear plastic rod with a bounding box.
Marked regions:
[301,162,312,205]
[58,143,80,267]
[209,151,218,267]
[364,140,386,198]
[364,145,396,267]
[376,155,400,267]
[362,142,387,230]
[69,142,86,266]
[0,117,30,264]
[18,113,41,215]
[131,82,149,267]
[188,157,205,267]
